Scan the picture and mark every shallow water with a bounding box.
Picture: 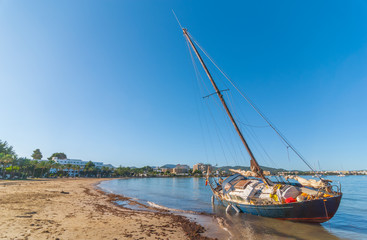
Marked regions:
[98,175,367,239]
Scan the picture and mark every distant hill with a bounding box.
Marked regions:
[161,164,176,169]
[214,165,287,175]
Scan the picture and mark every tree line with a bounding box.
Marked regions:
[0,139,159,179]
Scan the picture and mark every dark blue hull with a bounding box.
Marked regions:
[221,194,342,223]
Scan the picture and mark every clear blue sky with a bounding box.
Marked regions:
[0,1,366,170]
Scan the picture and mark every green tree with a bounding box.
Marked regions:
[75,165,81,177]
[71,165,77,178]
[54,163,63,176]
[30,160,39,177]
[193,170,202,175]
[38,161,53,178]
[0,140,15,155]
[142,166,153,173]
[31,149,43,160]
[17,157,30,179]
[9,155,18,179]
[101,166,112,177]
[65,163,72,177]
[114,166,132,177]
[48,152,67,161]
[85,161,95,169]
[0,153,13,179]
[84,161,95,177]
[0,140,16,179]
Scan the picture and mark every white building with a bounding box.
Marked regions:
[51,157,114,176]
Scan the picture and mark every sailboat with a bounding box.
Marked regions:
[180,27,342,223]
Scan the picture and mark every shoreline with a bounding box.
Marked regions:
[95,179,231,239]
[0,178,219,240]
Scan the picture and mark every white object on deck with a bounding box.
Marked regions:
[285,175,329,188]
[281,185,300,199]
[241,181,261,200]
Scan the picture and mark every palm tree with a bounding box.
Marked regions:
[71,164,77,178]
[65,163,72,177]
[52,163,63,177]
[9,155,18,179]
[17,157,29,179]
[30,160,39,178]
[102,166,112,177]
[0,153,13,179]
[39,161,51,178]
[24,158,33,179]
[76,165,81,177]
[84,161,96,177]
[0,153,5,178]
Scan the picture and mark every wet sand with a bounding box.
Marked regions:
[0,178,216,240]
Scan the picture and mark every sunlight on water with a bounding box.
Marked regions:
[98,176,367,239]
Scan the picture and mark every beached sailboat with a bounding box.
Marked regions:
[180,27,342,223]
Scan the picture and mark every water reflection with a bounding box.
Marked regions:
[99,176,367,239]
[211,203,341,240]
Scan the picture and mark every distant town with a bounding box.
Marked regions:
[3,155,366,180]
[0,140,366,179]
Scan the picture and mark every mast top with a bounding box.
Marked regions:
[172,10,184,31]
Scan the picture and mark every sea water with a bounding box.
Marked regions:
[98,175,367,239]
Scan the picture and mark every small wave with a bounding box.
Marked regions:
[96,185,114,194]
[147,201,198,214]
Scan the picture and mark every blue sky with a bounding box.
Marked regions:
[0,1,366,170]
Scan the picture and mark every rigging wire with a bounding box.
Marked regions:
[186,38,231,166]
[205,82,245,165]
[225,90,280,169]
[185,39,211,165]
[205,100,235,166]
[223,91,252,164]
[172,10,183,30]
[214,95,244,165]
[187,32,320,179]
[237,121,270,128]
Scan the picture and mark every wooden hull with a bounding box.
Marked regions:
[219,194,342,223]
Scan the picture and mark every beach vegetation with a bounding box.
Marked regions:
[0,140,15,155]
[4,138,341,180]
[48,152,67,160]
[31,149,43,160]
[193,170,203,176]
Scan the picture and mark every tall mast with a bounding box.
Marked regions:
[183,29,268,184]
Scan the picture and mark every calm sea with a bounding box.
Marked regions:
[98,175,367,240]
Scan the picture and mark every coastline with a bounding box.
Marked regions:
[0,178,217,240]
[96,179,231,240]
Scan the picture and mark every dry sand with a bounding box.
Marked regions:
[0,178,216,240]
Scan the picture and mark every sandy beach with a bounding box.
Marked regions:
[0,178,216,240]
